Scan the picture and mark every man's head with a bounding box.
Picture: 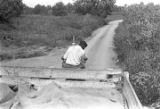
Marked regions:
[79,40,88,49]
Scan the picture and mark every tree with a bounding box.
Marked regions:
[0,0,23,23]
[66,3,75,14]
[74,0,116,17]
[46,5,52,15]
[52,2,67,16]
[23,4,34,14]
[33,4,48,15]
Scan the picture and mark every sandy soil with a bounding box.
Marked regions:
[0,20,124,109]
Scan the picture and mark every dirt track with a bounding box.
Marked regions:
[86,20,123,70]
[1,20,123,69]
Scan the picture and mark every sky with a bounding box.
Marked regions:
[23,0,160,8]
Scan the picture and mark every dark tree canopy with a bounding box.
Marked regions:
[0,0,23,23]
[21,0,116,17]
[23,5,33,14]
[65,3,75,14]
[74,0,116,17]
[32,4,51,15]
[52,2,67,16]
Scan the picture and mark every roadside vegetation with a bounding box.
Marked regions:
[0,14,106,61]
[0,0,116,61]
[114,3,160,107]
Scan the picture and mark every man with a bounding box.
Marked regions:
[61,40,88,69]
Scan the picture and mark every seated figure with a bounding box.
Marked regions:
[61,40,88,69]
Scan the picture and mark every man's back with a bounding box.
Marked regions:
[63,45,85,65]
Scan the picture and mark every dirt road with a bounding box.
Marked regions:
[86,20,123,70]
[1,20,123,69]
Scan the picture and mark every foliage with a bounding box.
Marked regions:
[52,2,67,16]
[22,0,116,17]
[0,14,105,60]
[32,4,52,15]
[26,2,68,16]
[65,3,75,14]
[130,72,160,105]
[23,5,34,14]
[114,3,160,105]
[0,0,23,23]
[74,0,116,17]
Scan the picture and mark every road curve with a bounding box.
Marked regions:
[86,20,123,70]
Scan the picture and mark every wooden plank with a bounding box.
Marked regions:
[0,76,116,89]
[122,72,143,109]
[0,66,122,81]
[54,80,116,88]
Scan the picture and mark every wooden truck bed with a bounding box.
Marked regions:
[0,66,143,109]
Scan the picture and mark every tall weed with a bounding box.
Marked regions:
[114,4,160,105]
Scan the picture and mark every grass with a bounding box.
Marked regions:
[114,21,160,106]
[0,14,106,61]
[105,12,124,22]
[0,46,52,61]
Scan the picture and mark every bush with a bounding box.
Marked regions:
[130,72,160,105]
[0,0,23,22]
[52,2,67,16]
[115,22,160,105]
[114,3,160,105]
[32,4,49,15]
[74,0,115,17]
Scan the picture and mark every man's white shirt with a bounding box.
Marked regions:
[63,45,85,65]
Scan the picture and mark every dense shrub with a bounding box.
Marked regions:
[32,5,50,15]
[74,0,115,17]
[130,72,160,105]
[52,2,67,16]
[0,0,23,22]
[114,3,160,105]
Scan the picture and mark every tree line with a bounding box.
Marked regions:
[24,0,116,17]
[0,0,116,24]
[0,0,23,23]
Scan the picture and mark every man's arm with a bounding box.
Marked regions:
[62,47,71,61]
[81,53,88,63]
